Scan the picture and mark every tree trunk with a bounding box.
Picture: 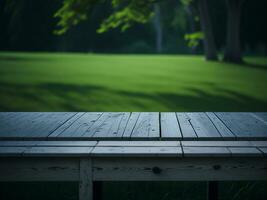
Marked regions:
[198,0,218,61]
[153,4,163,53]
[224,0,244,63]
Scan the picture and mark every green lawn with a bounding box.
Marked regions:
[1,52,267,199]
[0,52,267,111]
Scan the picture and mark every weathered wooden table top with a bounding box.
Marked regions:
[0,112,267,157]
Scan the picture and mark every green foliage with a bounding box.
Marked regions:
[184,31,204,48]
[97,0,153,33]
[54,0,154,35]
[54,0,97,35]
[180,0,193,6]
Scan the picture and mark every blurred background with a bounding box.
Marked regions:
[0,0,267,199]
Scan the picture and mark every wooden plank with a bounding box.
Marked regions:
[92,113,130,138]
[93,157,267,181]
[0,112,76,138]
[251,141,267,147]
[117,112,131,137]
[91,146,182,157]
[160,112,182,138]
[215,112,267,138]
[0,147,28,156]
[228,147,263,157]
[49,112,86,137]
[0,141,39,147]
[131,112,160,139]
[0,158,79,181]
[183,147,230,157]
[259,148,267,155]
[57,112,102,138]
[122,112,140,138]
[181,141,252,147]
[81,113,112,138]
[186,113,222,138]
[97,141,180,147]
[24,146,93,157]
[79,158,93,200]
[251,113,267,124]
[206,112,235,138]
[36,141,97,147]
[0,141,97,147]
[176,113,197,139]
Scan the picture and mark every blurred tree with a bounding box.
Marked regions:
[54,0,218,60]
[224,0,246,63]
[153,3,163,53]
[196,0,218,60]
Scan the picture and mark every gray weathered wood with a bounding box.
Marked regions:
[181,141,252,147]
[161,112,182,138]
[131,112,160,138]
[97,141,180,147]
[0,112,76,138]
[183,147,230,157]
[0,158,79,181]
[206,112,235,138]
[215,112,267,138]
[36,141,97,147]
[0,147,28,156]
[79,158,93,200]
[228,147,262,157]
[259,147,267,155]
[57,112,103,138]
[92,113,130,138]
[186,113,222,138]
[0,141,39,146]
[24,146,93,157]
[49,112,86,137]
[122,112,140,138]
[176,112,197,139]
[91,146,182,157]
[93,157,267,181]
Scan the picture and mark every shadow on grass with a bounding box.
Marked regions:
[244,62,267,70]
[0,82,267,111]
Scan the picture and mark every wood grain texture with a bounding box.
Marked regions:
[206,112,235,138]
[24,146,93,157]
[0,112,76,138]
[57,112,102,138]
[93,157,267,181]
[181,141,252,147]
[92,112,130,138]
[161,112,182,138]
[176,113,197,139]
[183,147,230,157]
[97,141,180,147]
[228,147,262,157]
[91,146,182,157]
[0,158,79,181]
[215,112,267,138]
[130,112,160,139]
[186,113,222,138]
[79,158,93,200]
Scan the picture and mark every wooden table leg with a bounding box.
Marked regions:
[79,158,93,200]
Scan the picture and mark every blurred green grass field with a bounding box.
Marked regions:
[0,52,267,111]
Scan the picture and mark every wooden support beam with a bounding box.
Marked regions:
[79,158,93,200]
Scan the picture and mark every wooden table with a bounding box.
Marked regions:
[0,112,267,200]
